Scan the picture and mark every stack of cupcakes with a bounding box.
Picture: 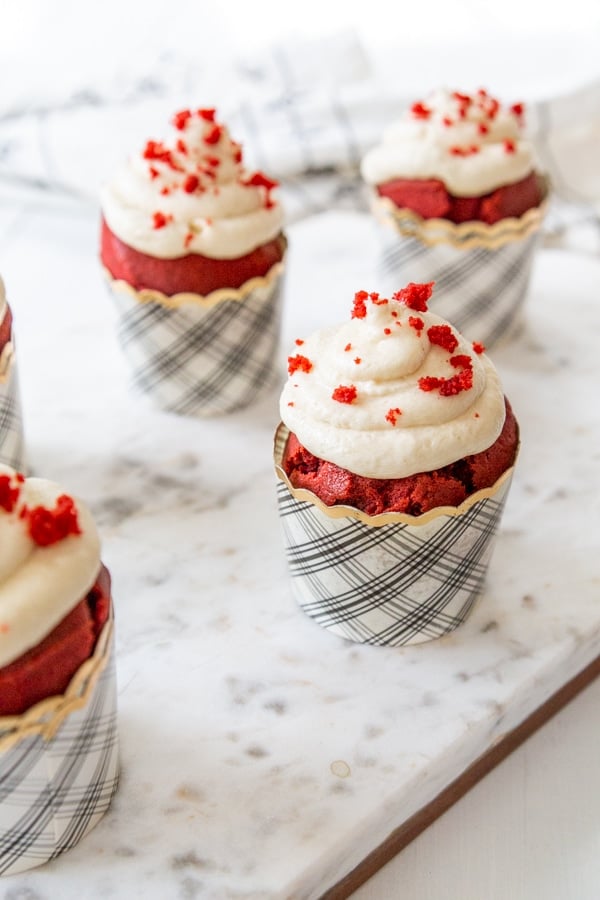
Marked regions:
[361,89,548,346]
[100,107,287,416]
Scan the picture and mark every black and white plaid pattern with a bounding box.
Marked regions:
[277,478,512,647]
[0,624,119,876]
[0,357,26,472]
[377,225,541,347]
[110,275,284,417]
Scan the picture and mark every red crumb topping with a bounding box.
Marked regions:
[148,166,160,180]
[478,123,489,135]
[354,357,362,364]
[352,290,368,319]
[205,155,221,168]
[409,316,424,332]
[143,140,182,171]
[183,174,200,193]
[184,232,194,249]
[287,402,294,407]
[370,292,388,305]
[449,145,480,156]
[472,341,486,354]
[198,108,216,121]
[385,407,402,426]
[411,101,431,119]
[384,328,392,335]
[172,109,192,130]
[232,143,243,164]
[244,171,279,209]
[295,338,304,346]
[26,494,82,547]
[0,474,21,512]
[510,102,525,118]
[442,117,453,127]
[427,324,459,353]
[393,282,434,312]
[344,343,352,351]
[204,123,223,145]
[152,211,173,229]
[332,385,357,404]
[288,354,313,375]
[176,139,188,155]
[504,139,516,154]
[418,354,473,397]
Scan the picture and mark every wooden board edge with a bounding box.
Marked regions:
[321,654,600,899]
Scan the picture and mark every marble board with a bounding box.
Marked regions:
[2,203,599,899]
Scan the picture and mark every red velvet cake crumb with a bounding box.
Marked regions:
[332,385,357,404]
[283,399,518,516]
[288,354,313,375]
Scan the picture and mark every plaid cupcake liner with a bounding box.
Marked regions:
[372,192,547,347]
[0,352,26,473]
[106,262,285,417]
[275,425,514,647]
[0,614,119,876]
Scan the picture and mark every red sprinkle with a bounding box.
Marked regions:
[504,139,516,154]
[172,109,192,130]
[288,354,313,375]
[472,341,486,354]
[352,290,369,319]
[393,282,434,312]
[0,474,21,512]
[27,494,81,547]
[197,108,216,121]
[411,101,431,119]
[408,316,424,332]
[152,211,173,229]
[385,407,402,426]
[332,385,357,404]
[427,324,459,353]
[204,123,223,145]
[183,174,200,193]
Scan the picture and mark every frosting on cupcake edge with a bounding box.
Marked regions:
[280,283,506,479]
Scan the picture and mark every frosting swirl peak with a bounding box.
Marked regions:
[361,88,536,196]
[280,284,506,479]
[101,108,284,260]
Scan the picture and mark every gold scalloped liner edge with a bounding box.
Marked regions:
[371,177,550,251]
[103,246,287,310]
[0,612,114,751]
[0,343,14,384]
[274,422,515,528]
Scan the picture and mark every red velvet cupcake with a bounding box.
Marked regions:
[361,89,548,347]
[275,283,518,647]
[0,466,119,875]
[101,108,286,416]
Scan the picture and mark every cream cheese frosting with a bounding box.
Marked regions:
[101,108,284,260]
[361,88,536,197]
[0,466,101,669]
[280,284,506,479]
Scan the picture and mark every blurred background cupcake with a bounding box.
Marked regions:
[101,107,287,416]
[0,277,25,471]
[275,282,518,646]
[0,466,118,875]
[361,89,548,347]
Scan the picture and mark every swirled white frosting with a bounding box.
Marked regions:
[0,466,101,669]
[101,108,284,260]
[361,88,536,197]
[280,288,506,479]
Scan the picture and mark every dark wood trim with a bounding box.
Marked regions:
[322,654,600,899]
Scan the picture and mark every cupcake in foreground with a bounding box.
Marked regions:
[0,277,26,471]
[274,282,518,646]
[101,107,286,416]
[0,466,119,876]
[361,89,548,346]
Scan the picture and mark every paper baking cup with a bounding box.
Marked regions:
[0,612,119,876]
[372,189,548,347]
[106,259,286,417]
[274,424,514,647]
[0,349,26,472]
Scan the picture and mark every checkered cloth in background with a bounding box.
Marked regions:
[0,359,26,472]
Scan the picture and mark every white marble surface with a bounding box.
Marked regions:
[0,198,599,899]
